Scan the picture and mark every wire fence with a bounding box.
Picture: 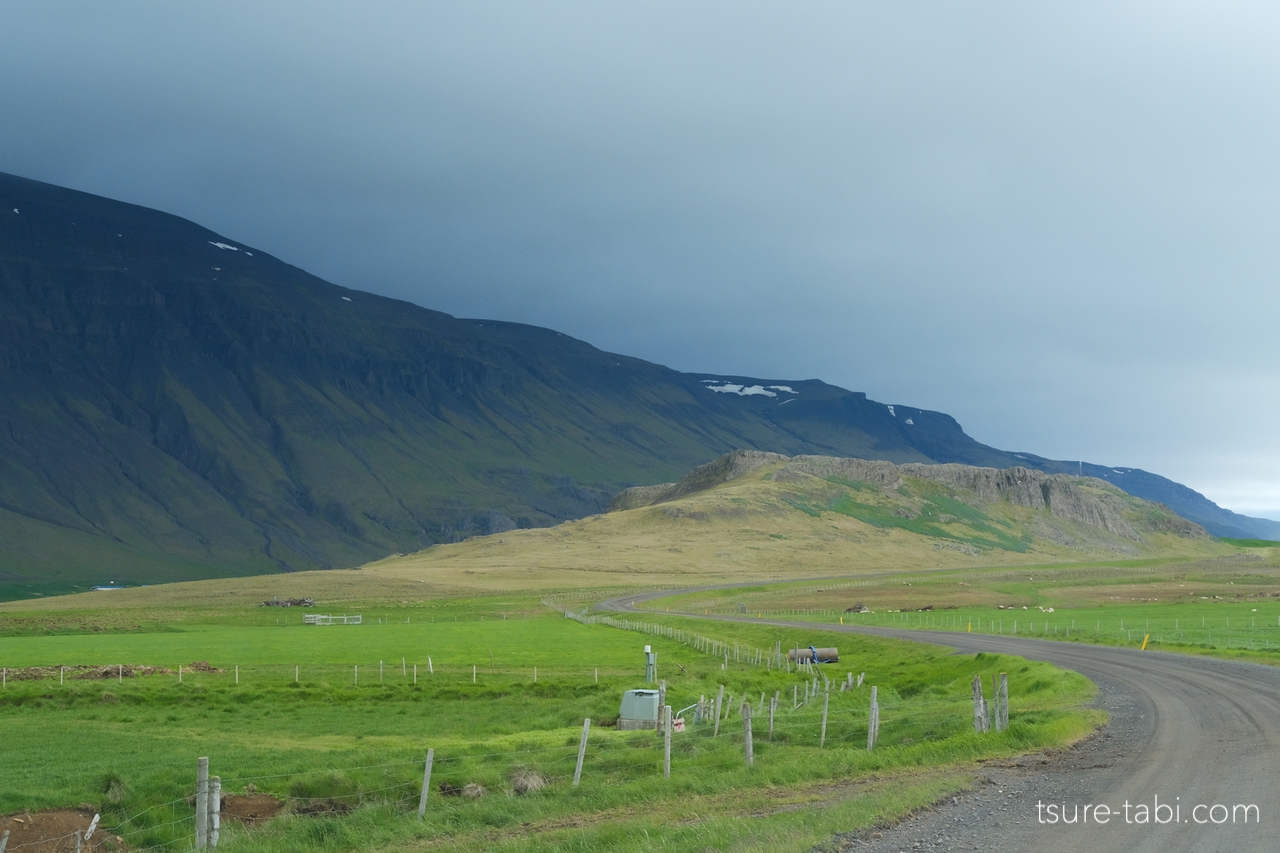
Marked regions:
[3,607,1020,852]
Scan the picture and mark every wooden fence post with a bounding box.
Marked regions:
[713,685,725,736]
[428,656,433,674]
[195,757,209,850]
[658,679,666,729]
[573,719,591,786]
[663,705,672,779]
[972,675,988,732]
[417,749,434,819]
[234,666,238,685]
[793,684,798,709]
[354,665,358,686]
[996,673,1009,731]
[867,687,879,751]
[743,703,754,766]
[210,776,221,848]
[380,660,384,682]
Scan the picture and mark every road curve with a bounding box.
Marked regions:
[598,591,1280,852]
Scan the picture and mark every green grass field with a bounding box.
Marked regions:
[0,600,1098,853]
[641,553,1280,659]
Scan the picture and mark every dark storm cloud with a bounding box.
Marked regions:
[2,2,1277,516]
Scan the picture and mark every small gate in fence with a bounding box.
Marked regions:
[303,614,363,625]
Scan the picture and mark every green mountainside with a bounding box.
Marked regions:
[1,171,1273,596]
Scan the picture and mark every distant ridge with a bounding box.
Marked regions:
[0,171,1273,594]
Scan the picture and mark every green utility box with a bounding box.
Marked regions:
[618,689,660,730]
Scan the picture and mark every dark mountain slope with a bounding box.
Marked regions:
[0,172,1272,593]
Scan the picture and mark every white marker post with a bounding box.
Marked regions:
[209,777,221,848]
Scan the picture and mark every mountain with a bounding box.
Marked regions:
[0,171,1273,595]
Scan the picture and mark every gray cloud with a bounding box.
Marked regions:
[2,2,1277,517]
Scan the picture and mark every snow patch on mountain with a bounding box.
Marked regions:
[706,383,776,397]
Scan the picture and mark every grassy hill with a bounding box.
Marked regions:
[362,452,1228,593]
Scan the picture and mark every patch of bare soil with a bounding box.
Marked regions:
[0,665,176,682]
[290,799,353,816]
[74,666,173,680]
[220,795,284,826]
[184,662,224,673]
[1,809,125,853]
[0,662,227,682]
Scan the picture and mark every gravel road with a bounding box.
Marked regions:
[598,592,1280,852]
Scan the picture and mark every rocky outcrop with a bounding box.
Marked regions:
[787,457,1151,539]
[608,450,786,511]
[611,451,1211,542]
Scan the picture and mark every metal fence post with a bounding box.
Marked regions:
[820,690,830,747]
[417,749,434,819]
[573,719,591,786]
[663,705,672,779]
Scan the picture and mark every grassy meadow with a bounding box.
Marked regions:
[3,461,1269,850]
[0,594,1099,853]
[641,547,1280,658]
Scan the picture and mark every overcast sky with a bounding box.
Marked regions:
[2,3,1278,519]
